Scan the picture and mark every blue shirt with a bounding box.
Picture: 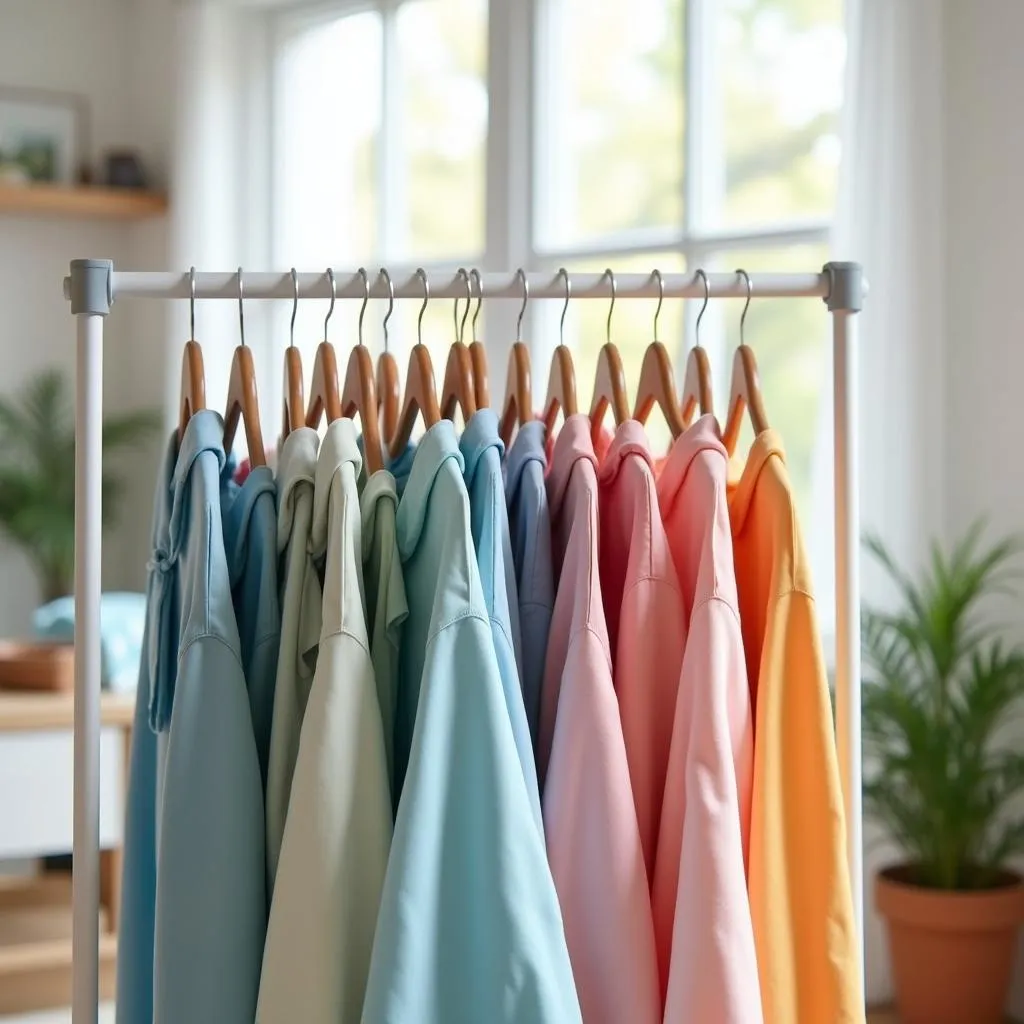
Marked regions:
[460,409,540,828]
[504,421,555,753]
[365,421,580,1023]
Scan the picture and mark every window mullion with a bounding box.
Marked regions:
[380,0,404,261]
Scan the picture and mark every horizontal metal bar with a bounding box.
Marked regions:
[63,268,834,303]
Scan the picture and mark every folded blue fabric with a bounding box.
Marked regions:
[33,592,147,692]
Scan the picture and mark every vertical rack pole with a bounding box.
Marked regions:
[825,260,865,987]
[69,259,111,1024]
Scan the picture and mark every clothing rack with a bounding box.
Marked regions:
[63,258,864,1024]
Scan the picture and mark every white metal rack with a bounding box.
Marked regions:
[63,259,864,1024]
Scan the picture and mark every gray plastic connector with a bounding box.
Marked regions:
[822,261,864,314]
[68,259,113,316]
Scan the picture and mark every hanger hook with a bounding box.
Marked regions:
[470,268,482,343]
[380,268,394,352]
[237,267,246,347]
[324,268,336,341]
[602,268,616,345]
[416,267,429,347]
[558,268,571,346]
[516,269,529,343]
[357,268,370,347]
[652,269,664,343]
[735,268,752,346]
[454,268,471,343]
[289,268,298,347]
[694,268,710,347]
[188,266,196,340]
[460,269,472,343]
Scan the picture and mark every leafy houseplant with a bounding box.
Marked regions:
[0,369,160,603]
[864,524,1024,1024]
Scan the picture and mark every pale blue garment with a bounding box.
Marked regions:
[221,461,279,794]
[363,421,580,1024]
[504,420,554,753]
[459,409,540,829]
[143,411,265,1024]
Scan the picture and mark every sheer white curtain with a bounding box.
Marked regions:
[830,0,946,1005]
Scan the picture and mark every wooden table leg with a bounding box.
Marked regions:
[99,846,122,934]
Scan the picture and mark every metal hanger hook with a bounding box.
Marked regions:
[324,268,336,341]
[652,269,664,343]
[558,268,571,346]
[602,268,616,345]
[379,268,394,352]
[470,269,482,343]
[237,267,246,347]
[735,268,752,345]
[694,268,710,347]
[455,268,471,343]
[189,266,196,340]
[516,269,529,343]
[289,268,298,347]
[416,267,429,347]
[357,268,369,347]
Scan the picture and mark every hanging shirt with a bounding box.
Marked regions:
[264,427,320,890]
[221,458,279,796]
[364,421,580,1024]
[596,419,684,884]
[652,415,761,1022]
[460,408,540,828]
[147,411,265,1024]
[259,420,392,1024]
[540,414,660,1024]
[505,419,554,753]
[729,429,862,1024]
[360,466,409,803]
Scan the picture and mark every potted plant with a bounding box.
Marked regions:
[864,524,1024,1024]
[0,369,159,602]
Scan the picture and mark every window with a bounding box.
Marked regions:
[270,0,846,587]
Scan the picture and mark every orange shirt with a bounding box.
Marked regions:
[728,430,863,1024]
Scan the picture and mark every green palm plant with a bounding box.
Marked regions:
[0,369,160,603]
[863,523,1024,891]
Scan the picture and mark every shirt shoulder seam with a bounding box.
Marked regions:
[427,608,490,646]
[178,630,244,674]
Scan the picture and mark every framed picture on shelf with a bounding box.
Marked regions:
[0,85,87,186]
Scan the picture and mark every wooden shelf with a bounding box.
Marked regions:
[0,690,135,732]
[0,181,167,220]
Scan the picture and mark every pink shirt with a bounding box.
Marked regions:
[596,421,685,884]
[652,415,762,1022]
[539,415,660,1024]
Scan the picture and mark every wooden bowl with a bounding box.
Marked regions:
[0,642,75,693]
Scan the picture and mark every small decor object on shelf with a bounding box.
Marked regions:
[0,85,86,185]
[864,523,1024,1024]
[104,150,147,190]
[0,640,74,692]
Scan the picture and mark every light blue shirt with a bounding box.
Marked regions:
[365,421,580,1023]
[504,420,554,753]
[460,409,540,828]
[118,412,265,1024]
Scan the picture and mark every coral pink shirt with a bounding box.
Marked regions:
[539,414,660,1024]
[596,420,685,884]
[652,415,762,1022]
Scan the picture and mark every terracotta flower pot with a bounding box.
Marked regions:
[876,864,1024,1024]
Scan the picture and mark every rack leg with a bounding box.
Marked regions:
[73,309,105,1024]
[832,304,864,988]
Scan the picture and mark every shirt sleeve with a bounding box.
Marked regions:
[750,590,863,1023]
[363,612,581,1024]
[544,627,661,1024]
[258,631,392,1024]
[653,596,762,1023]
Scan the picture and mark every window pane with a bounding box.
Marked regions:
[275,12,382,265]
[535,0,684,250]
[394,0,487,261]
[711,0,844,228]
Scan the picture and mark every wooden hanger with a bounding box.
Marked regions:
[390,269,441,459]
[375,268,401,444]
[178,268,206,444]
[281,269,305,441]
[469,270,490,408]
[440,270,477,422]
[338,269,384,474]
[543,270,578,433]
[223,269,267,466]
[680,269,715,428]
[721,269,769,455]
[305,270,342,429]
[588,270,630,442]
[633,271,685,439]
